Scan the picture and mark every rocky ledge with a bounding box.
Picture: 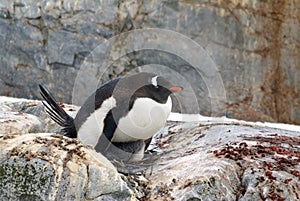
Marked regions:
[0,96,299,200]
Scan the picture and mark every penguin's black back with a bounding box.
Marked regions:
[73,77,121,134]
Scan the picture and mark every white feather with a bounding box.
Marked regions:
[112,96,172,142]
[78,96,116,146]
[151,76,158,87]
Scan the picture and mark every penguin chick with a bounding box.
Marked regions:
[39,72,182,162]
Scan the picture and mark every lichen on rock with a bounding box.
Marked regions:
[0,133,132,200]
[0,97,299,200]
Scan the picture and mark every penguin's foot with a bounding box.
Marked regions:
[111,154,161,174]
[112,161,149,174]
[103,140,145,162]
[103,140,162,174]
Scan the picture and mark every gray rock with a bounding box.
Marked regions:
[0,96,79,134]
[0,97,135,200]
[0,133,132,201]
[0,103,42,134]
[239,167,300,201]
[140,122,300,200]
[1,97,300,200]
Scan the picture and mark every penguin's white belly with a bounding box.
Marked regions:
[77,96,117,146]
[112,96,172,142]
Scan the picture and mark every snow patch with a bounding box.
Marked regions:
[168,113,300,133]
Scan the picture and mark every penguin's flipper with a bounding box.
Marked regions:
[39,84,77,138]
[95,110,116,153]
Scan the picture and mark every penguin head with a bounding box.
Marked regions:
[125,72,182,108]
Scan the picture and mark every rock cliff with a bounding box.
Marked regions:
[0,0,299,124]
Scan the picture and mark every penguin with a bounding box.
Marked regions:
[39,72,182,162]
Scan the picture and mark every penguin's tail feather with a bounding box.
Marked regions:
[39,84,77,138]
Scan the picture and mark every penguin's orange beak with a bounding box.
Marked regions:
[169,86,183,92]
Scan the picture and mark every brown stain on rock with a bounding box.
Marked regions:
[182,0,299,124]
[213,134,300,180]
[255,0,298,124]
[221,0,299,124]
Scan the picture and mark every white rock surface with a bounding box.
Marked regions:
[0,96,299,200]
[0,133,132,200]
[141,122,300,200]
[0,104,41,134]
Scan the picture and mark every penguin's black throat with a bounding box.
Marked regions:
[129,84,172,110]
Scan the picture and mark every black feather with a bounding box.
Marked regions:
[39,84,77,138]
[94,110,117,153]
